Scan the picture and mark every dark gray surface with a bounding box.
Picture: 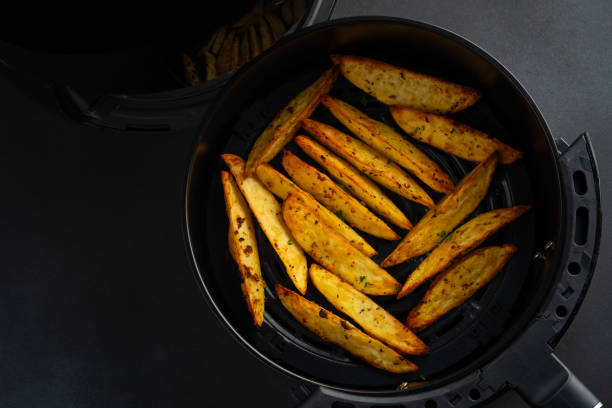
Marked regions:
[0,1,610,408]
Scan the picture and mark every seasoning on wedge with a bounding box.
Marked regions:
[381,153,499,267]
[275,284,418,373]
[244,66,338,176]
[310,264,428,355]
[255,163,377,256]
[397,205,530,298]
[302,119,434,209]
[330,54,481,114]
[221,171,265,326]
[222,154,308,294]
[390,106,523,164]
[321,96,454,193]
[294,135,412,230]
[282,150,399,240]
[407,245,517,331]
[282,194,400,295]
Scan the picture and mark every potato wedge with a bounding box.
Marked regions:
[221,171,264,326]
[321,96,454,193]
[294,135,412,230]
[397,205,530,298]
[258,17,274,50]
[248,25,262,58]
[382,153,499,267]
[276,284,418,373]
[302,119,434,209]
[282,150,399,240]
[265,12,286,40]
[407,245,517,332]
[390,106,523,164]
[204,51,217,81]
[230,34,240,71]
[330,54,481,114]
[222,154,308,294]
[210,25,229,55]
[310,264,428,355]
[281,0,293,26]
[282,194,400,295]
[216,29,237,75]
[238,32,250,66]
[244,67,338,176]
[182,53,200,86]
[255,163,377,256]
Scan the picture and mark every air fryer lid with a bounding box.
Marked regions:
[185,18,600,407]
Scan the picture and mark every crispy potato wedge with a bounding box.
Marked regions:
[330,54,481,114]
[255,163,377,256]
[222,154,308,294]
[238,32,250,66]
[321,96,454,193]
[204,51,217,81]
[265,12,286,40]
[295,135,412,230]
[382,153,499,267]
[282,150,399,240]
[281,0,294,26]
[248,25,262,58]
[302,119,434,208]
[282,194,400,295]
[221,171,265,326]
[230,34,240,71]
[258,17,274,50]
[398,205,530,298]
[216,29,237,75]
[276,284,418,373]
[310,264,428,355]
[407,245,517,331]
[182,53,201,86]
[390,106,523,164]
[209,25,229,55]
[244,67,338,176]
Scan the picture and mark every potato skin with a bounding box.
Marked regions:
[276,284,418,373]
[407,245,517,332]
[397,205,530,298]
[282,194,400,296]
[382,153,499,268]
[221,171,264,326]
[391,106,523,164]
[330,54,481,113]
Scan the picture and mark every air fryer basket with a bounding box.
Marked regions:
[185,16,601,408]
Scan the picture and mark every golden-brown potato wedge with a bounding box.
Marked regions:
[216,29,237,75]
[321,96,454,193]
[294,135,412,230]
[238,32,250,66]
[407,245,517,331]
[222,154,308,294]
[276,284,418,373]
[221,171,264,326]
[282,194,400,295]
[310,264,428,355]
[281,0,294,26]
[204,51,217,81]
[282,150,399,240]
[390,106,523,164]
[182,54,200,86]
[264,12,286,40]
[397,205,530,298]
[381,153,499,267]
[210,25,229,55]
[255,163,377,256]
[330,54,481,113]
[244,67,338,176]
[258,17,274,50]
[302,119,434,209]
[230,34,240,71]
[248,25,262,58]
